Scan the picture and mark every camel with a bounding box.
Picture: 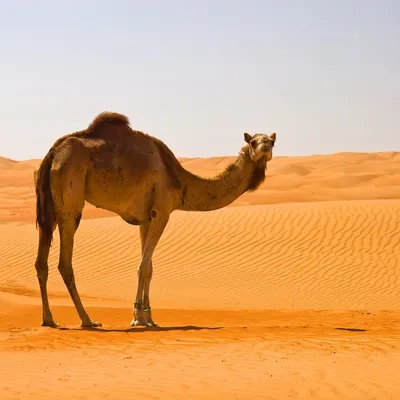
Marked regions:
[34,112,276,328]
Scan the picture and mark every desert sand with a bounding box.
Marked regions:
[0,151,399,399]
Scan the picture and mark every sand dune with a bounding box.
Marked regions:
[1,151,399,223]
[0,151,399,399]
[1,200,399,311]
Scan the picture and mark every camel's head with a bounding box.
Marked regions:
[244,132,276,162]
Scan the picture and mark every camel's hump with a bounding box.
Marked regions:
[88,112,131,131]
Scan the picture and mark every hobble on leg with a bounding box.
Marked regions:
[131,261,147,326]
[131,257,156,327]
[131,215,168,327]
[132,300,145,326]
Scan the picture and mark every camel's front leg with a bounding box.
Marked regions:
[132,223,149,326]
[132,259,156,327]
[131,215,168,327]
[142,260,157,327]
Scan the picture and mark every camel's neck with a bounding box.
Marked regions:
[177,151,266,212]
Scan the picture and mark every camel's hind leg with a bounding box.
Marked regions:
[35,227,57,327]
[57,216,101,327]
[51,136,101,328]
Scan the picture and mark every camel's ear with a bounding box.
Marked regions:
[244,133,252,144]
[270,133,276,143]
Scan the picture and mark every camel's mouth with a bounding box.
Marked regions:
[261,146,272,153]
[261,140,274,153]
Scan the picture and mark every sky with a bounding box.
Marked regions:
[1,0,399,160]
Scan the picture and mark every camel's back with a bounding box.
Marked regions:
[43,112,182,215]
[72,112,183,216]
[80,112,182,189]
[73,113,162,176]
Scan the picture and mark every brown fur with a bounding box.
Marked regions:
[151,137,182,190]
[87,112,131,132]
[219,146,267,193]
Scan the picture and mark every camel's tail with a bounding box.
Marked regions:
[35,150,56,245]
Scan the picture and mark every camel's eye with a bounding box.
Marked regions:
[250,140,257,148]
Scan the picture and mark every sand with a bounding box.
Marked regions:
[0,151,399,399]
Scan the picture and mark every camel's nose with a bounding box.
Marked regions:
[261,144,271,152]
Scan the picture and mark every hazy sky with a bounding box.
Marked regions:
[1,0,399,160]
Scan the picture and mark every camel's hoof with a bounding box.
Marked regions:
[41,320,60,328]
[130,318,157,327]
[130,318,146,327]
[81,320,102,328]
[146,320,159,328]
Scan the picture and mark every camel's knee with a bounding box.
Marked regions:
[137,262,153,280]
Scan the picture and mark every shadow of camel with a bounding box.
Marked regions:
[58,325,224,333]
[335,327,367,332]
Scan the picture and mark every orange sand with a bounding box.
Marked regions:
[0,152,399,399]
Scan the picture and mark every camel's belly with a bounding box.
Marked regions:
[84,165,155,222]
